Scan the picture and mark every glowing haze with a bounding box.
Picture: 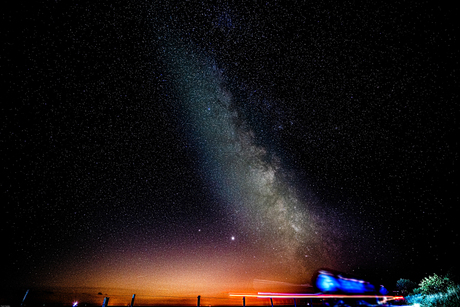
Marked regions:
[163,36,334,278]
[32,35,340,306]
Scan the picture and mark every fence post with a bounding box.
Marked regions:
[197,295,201,307]
[102,297,109,307]
[20,289,29,307]
[243,296,245,307]
[270,298,274,307]
[130,294,136,307]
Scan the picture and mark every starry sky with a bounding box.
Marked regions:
[2,0,459,305]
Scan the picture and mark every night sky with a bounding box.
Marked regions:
[2,0,459,305]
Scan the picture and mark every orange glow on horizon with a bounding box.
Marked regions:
[29,291,265,307]
[230,292,398,300]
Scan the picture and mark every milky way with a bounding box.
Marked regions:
[161,36,339,281]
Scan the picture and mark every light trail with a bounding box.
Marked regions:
[229,294,260,298]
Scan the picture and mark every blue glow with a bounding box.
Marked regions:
[316,271,378,294]
[340,277,367,293]
[379,286,389,295]
[316,274,340,292]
